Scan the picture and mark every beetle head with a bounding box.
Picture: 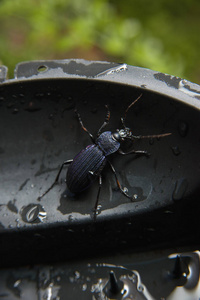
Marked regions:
[112,127,133,142]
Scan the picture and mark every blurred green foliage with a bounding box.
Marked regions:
[0,0,200,83]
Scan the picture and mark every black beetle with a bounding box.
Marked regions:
[38,94,171,215]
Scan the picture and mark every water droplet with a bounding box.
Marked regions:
[171,146,181,156]
[24,101,41,112]
[21,204,47,223]
[123,187,128,193]
[7,102,14,108]
[26,205,39,222]
[138,285,144,292]
[38,211,47,222]
[69,276,75,283]
[15,218,21,228]
[147,227,155,232]
[14,279,21,288]
[74,271,80,279]
[48,113,54,120]
[178,121,188,137]
[172,178,188,201]
[96,63,127,76]
[97,204,102,210]
[88,268,96,274]
[120,173,150,202]
[96,204,102,215]
[35,92,45,98]
[12,108,19,114]
[68,215,74,221]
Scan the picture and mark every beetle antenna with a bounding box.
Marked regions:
[121,94,143,128]
[132,132,172,140]
[97,105,110,137]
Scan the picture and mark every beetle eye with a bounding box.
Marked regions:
[128,130,132,137]
[112,132,120,141]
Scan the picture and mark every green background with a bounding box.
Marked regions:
[0,0,199,83]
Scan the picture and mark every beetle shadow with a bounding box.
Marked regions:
[57,185,96,215]
[56,157,149,217]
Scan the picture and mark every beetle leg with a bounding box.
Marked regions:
[108,161,136,201]
[118,149,150,156]
[97,105,110,137]
[93,175,103,218]
[54,159,73,182]
[75,109,95,142]
[38,159,73,201]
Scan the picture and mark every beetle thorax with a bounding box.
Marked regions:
[96,131,120,156]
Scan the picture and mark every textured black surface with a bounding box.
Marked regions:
[0,61,200,271]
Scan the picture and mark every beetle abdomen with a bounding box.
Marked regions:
[66,145,106,193]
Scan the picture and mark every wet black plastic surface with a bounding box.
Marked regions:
[0,61,200,272]
[0,249,199,299]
